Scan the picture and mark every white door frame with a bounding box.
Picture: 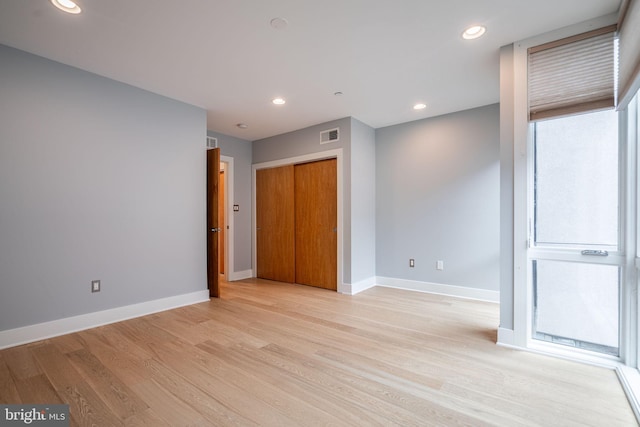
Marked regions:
[220,155,235,281]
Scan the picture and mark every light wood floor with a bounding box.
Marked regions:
[0,279,636,426]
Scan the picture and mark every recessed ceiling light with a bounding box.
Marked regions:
[462,25,486,40]
[272,98,286,105]
[270,17,288,30]
[236,123,248,129]
[413,103,427,110]
[334,91,343,96]
[51,0,82,14]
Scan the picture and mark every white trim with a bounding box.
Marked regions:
[513,35,531,349]
[497,327,516,346]
[528,338,621,366]
[339,276,376,295]
[375,276,499,303]
[621,97,638,369]
[252,149,344,290]
[617,366,640,423]
[221,155,234,283]
[503,340,622,372]
[228,269,254,281]
[0,290,210,350]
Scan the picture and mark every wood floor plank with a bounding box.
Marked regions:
[30,343,123,426]
[2,344,43,380]
[51,332,88,354]
[71,328,151,388]
[0,278,636,426]
[123,408,172,427]
[197,318,270,349]
[255,342,511,427]
[146,310,214,346]
[143,357,295,426]
[196,340,381,426]
[66,348,149,419]
[0,353,21,404]
[13,373,64,405]
[130,379,210,427]
[142,326,335,426]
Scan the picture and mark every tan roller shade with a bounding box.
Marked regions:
[618,0,640,108]
[528,25,616,121]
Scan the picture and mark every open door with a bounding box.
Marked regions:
[207,148,220,297]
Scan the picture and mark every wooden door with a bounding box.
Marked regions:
[256,165,295,282]
[207,148,220,297]
[295,159,337,290]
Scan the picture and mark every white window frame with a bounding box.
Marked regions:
[512,13,637,366]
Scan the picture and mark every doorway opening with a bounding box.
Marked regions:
[207,150,234,298]
[219,155,234,283]
[219,161,227,280]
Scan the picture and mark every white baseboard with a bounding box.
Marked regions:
[0,290,210,350]
[497,327,516,346]
[339,276,376,295]
[228,269,253,281]
[617,366,640,424]
[375,276,499,303]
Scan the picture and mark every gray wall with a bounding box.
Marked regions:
[253,118,356,283]
[0,45,207,331]
[206,130,253,273]
[499,45,515,330]
[350,118,376,284]
[375,104,500,291]
[252,117,352,163]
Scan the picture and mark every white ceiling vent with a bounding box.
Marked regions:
[320,128,339,144]
[206,136,218,149]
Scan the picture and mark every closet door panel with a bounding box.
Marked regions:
[256,165,295,283]
[295,159,337,290]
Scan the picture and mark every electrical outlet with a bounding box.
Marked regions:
[91,280,101,293]
[436,260,444,270]
[409,259,415,268]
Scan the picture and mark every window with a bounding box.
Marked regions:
[530,109,621,356]
[534,110,619,247]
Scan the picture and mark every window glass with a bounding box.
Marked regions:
[534,260,619,355]
[534,110,618,246]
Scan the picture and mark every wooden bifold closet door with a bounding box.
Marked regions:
[256,165,296,283]
[256,159,337,291]
[294,159,337,290]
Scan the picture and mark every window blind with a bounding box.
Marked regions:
[528,25,616,121]
[618,0,640,109]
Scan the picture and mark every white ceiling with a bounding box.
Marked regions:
[0,0,622,141]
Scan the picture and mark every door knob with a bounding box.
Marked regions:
[210,228,221,232]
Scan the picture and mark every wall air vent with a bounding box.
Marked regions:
[320,128,339,144]
[206,136,218,149]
